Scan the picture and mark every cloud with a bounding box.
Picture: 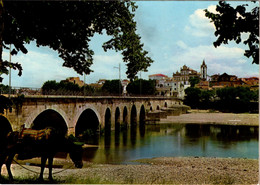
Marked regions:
[169,40,258,78]
[1,50,81,87]
[93,54,122,65]
[185,5,216,37]
[88,53,128,82]
[176,40,188,49]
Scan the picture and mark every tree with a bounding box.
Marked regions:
[189,76,200,87]
[0,83,9,94]
[200,90,215,109]
[0,95,12,114]
[184,87,201,109]
[0,1,153,82]
[41,80,59,95]
[216,86,257,112]
[205,1,259,64]
[41,80,82,95]
[101,80,123,95]
[126,79,156,95]
[81,85,95,95]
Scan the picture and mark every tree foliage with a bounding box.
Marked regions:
[0,1,153,82]
[184,86,258,113]
[101,80,123,95]
[41,80,95,95]
[184,87,202,108]
[0,83,9,93]
[189,76,200,87]
[205,1,259,64]
[126,79,156,95]
[0,95,12,114]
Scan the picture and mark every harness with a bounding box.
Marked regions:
[18,127,52,143]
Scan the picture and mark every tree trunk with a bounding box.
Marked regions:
[0,0,4,82]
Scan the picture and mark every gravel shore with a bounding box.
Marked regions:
[160,111,259,126]
[1,157,258,184]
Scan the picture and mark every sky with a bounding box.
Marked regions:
[1,1,259,88]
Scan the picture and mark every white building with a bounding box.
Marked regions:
[148,74,174,96]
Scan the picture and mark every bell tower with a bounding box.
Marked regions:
[200,60,207,80]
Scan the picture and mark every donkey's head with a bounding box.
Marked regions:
[67,136,83,168]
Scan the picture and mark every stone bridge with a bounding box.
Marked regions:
[0,95,189,136]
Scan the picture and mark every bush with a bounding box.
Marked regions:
[126,79,156,95]
[184,86,258,113]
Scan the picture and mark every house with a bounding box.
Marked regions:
[241,77,259,86]
[195,80,210,90]
[148,74,168,81]
[62,77,85,87]
[210,73,242,88]
[149,74,173,96]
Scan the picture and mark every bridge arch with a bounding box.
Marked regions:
[31,109,68,135]
[131,104,137,125]
[156,105,160,110]
[75,108,100,137]
[73,105,101,128]
[115,107,120,131]
[105,108,111,131]
[25,107,69,130]
[139,105,145,125]
[123,106,128,125]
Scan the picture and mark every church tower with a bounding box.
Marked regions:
[200,60,207,80]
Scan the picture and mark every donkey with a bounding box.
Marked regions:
[0,127,83,181]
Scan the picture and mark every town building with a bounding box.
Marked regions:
[210,73,245,88]
[89,79,130,95]
[148,74,173,96]
[62,77,85,87]
[97,79,107,85]
[200,60,207,80]
[195,80,210,90]
[172,64,201,99]
[241,77,259,87]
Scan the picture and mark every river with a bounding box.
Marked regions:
[81,123,258,164]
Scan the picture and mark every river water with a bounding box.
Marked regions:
[81,123,258,164]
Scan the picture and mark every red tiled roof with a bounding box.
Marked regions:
[149,74,168,77]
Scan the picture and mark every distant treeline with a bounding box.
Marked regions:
[41,79,156,96]
[0,84,15,94]
[42,80,96,95]
[184,87,259,113]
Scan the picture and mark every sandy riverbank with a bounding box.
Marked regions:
[1,157,258,184]
[159,110,259,126]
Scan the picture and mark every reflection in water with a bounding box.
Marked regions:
[82,123,258,164]
[115,129,120,147]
